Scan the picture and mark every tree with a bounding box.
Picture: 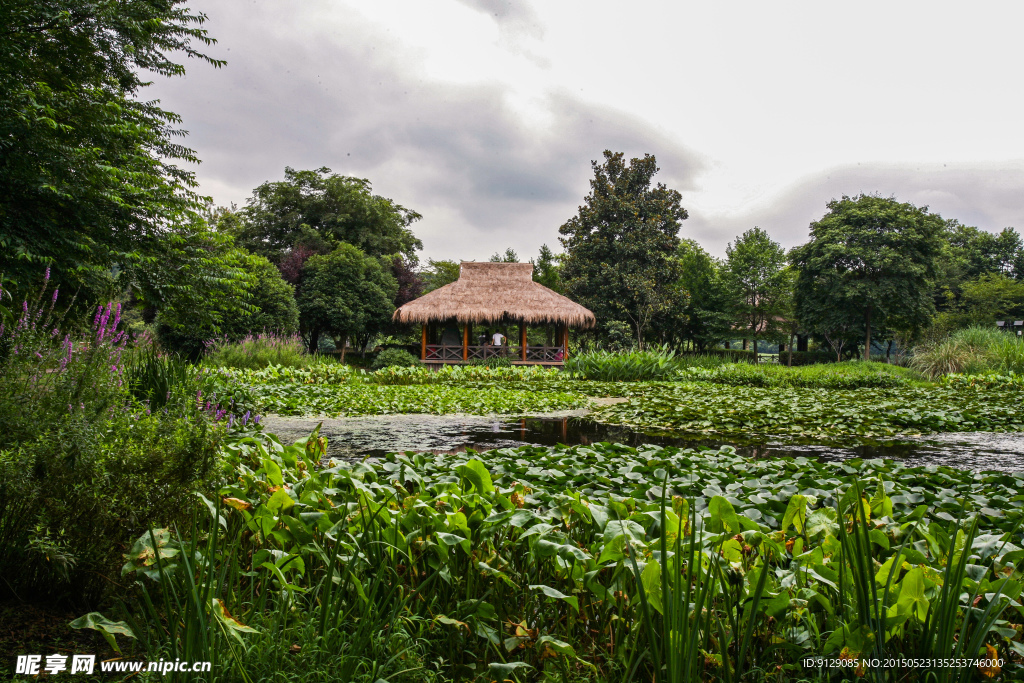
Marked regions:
[724,228,788,362]
[531,244,562,293]
[296,244,398,357]
[231,167,422,265]
[154,246,299,358]
[791,195,945,360]
[0,0,223,299]
[664,240,731,350]
[489,248,519,262]
[421,259,461,294]
[559,151,686,347]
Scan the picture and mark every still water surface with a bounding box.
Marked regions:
[260,414,1024,472]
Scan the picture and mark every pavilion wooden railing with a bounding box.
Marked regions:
[424,344,566,362]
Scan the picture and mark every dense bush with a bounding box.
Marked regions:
[204,332,310,369]
[370,347,421,370]
[0,290,224,603]
[156,251,300,359]
[685,348,836,365]
[565,346,683,381]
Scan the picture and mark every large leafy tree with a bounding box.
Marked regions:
[155,246,299,358]
[232,167,423,265]
[791,195,945,360]
[297,244,398,357]
[724,228,789,362]
[0,0,223,297]
[663,239,732,350]
[559,151,686,346]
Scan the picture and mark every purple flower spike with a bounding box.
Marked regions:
[44,266,50,281]
[242,410,250,426]
[254,415,261,425]
[52,289,58,303]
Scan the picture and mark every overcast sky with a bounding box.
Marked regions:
[148,0,1024,262]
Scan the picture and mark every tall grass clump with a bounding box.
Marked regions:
[565,345,684,381]
[680,360,921,388]
[911,325,1023,378]
[204,332,310,369]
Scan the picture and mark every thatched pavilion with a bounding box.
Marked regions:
[392,262,595,365]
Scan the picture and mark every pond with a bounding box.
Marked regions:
[260,414,1024,471]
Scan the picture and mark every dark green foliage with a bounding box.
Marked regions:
[792,195,946,359]
[559,151,686,344]
[565,346,684,381]
[531,244,562,292]
[661,240,732,350]
[0,0,223,300]
[124,349,193,410]
[488,247,519,262]
[155,248,297,359]
[230,167,422,264]
[0,409,221,604]
[467,356,512,368]
[420,259,461,294]
[297,243,399,354]
[370,348,421,370]
[724,228,789,360]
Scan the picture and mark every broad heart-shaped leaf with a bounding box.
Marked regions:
[781,494,808,534]
[708,495,742,534]
[529,584,579,613]
[536,635,577,658]
[488,661,533,681]
[603,519,646,546]
[897,566,930,622]
[267,488,295,513]
[70,613,135,654]
[639,560,664,615]
[211,598,258,646]
[262,457,284,487]
[456,459,494,494]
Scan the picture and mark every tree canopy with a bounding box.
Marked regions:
[791,194,946,360]
[559,151,686,346]
[0,0,223,299]
[296,244,398,356]
[724,228,788,361]
[231,167,423,265]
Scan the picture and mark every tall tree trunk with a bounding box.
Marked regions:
[339,334,348,364]
[886,339,893,364]
[753,336,758,364]
[864,305,872,361]
[308,328,320,355]
[788,333,794,367]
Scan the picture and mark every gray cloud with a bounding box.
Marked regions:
[147,0,703,261]
[687,163,1024,257]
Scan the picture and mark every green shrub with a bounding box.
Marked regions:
[370,347,421,370]
[467,355,512,368]
[565,346,682,381]
[0,408,222,603]
[204,333,310,369]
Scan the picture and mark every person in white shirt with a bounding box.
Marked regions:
[491,332,505,346]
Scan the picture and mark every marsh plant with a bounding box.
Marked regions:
[0,285,224,603]
[912,325,1024,378]
[204,332,311,369]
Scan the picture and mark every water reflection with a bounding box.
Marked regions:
[260,414,1024,472]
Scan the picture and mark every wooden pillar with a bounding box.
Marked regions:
[562,325,569,360]
[462,324,469,361]
[421,325,427,360]
[520,322,527,362]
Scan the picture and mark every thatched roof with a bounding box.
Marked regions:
[393,262,596,328]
